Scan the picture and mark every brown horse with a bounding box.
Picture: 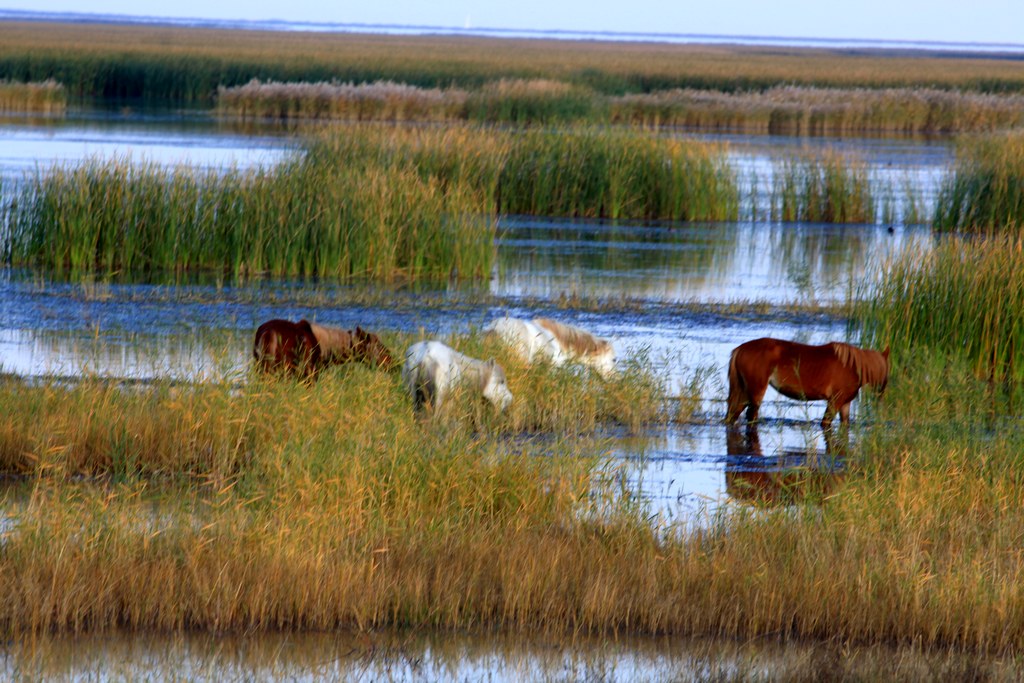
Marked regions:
[725,338,889,428]
[308,322,395,371]
[253,319,322,379]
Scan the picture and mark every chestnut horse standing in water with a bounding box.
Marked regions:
[253,319,395,378]
[725,338,890,428]
[253,319,321,379]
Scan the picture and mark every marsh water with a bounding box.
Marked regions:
[0,110,952,676]
[0,110,947,518]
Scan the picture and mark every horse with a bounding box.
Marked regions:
[725,337,890,428]
[482,316,616,378]
[253,319,322,379]
[308,322,395,371]
[402,341,513,413]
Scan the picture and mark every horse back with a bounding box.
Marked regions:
[742,338,861,399]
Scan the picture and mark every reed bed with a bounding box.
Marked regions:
[498,128,739,221]
[0,78,65,114]
[6,131,496,281]
[7,356,1024,653]
[611,85,1024,135]
[858,232,1024,387]
[4,21,1024,106]
[216,79,467,122]
[464,78,603,125]
[770,152,875,223]
[4,125,752,279]
[217,78,1024,134]
[933,132,1024,231]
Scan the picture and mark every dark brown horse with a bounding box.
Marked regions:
[725,338,890,428]
[308,322,395,371]
[253,319,322,379]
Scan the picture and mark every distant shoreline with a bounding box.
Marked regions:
[2,8,1024,56]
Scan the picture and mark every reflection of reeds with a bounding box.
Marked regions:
[934,132,1024,231]
[859,233,1024,385]
[0,78,65,114]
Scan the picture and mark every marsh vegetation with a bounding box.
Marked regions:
[4,18,1024,674]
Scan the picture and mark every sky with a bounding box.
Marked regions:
[2,1,1023,46]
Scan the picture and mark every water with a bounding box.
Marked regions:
[0,110,940,518]
[8,629,1016,681]
[0,91,975,681]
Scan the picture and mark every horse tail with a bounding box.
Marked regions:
[728,346,742,393]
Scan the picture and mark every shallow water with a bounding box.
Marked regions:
[0,113,925,526]
[9,629,1019,682]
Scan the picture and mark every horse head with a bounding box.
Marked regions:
[354,326,395,370]
[480,358,513,412]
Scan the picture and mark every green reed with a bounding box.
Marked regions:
[933,132,1024,231]
[858,233,1024,386]
[498,128,739,221]
[464,78,603,125]
[770,152,875,223]
[7,131,496,281]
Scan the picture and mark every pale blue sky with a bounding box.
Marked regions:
[2,1,1023,46]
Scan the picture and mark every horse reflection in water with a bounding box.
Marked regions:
[724,424,846,506]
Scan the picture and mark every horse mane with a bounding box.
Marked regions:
[829,342,889,387]
[533,318,611,356]
[309,322,353,355]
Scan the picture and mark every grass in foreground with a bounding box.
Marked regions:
[5,354,1024,653]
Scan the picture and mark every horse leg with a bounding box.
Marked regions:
[744,381,768,422]
[725,384,747,424]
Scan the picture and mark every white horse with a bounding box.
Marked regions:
[483,316,616,378]
[402,341,513,413]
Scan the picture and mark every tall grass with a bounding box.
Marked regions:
[4,125,752,279]
[933,132,1024,231]
[4,21,1024,106]
[216,79,467,122]
[498,129,739,221]
[8,356,1024,652]
[0,78,65,114]
[6,130,497,281]
[858,233,1024,386]
[464,78,603,125]
[770,152,875,223]
[611,86,1024,134]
